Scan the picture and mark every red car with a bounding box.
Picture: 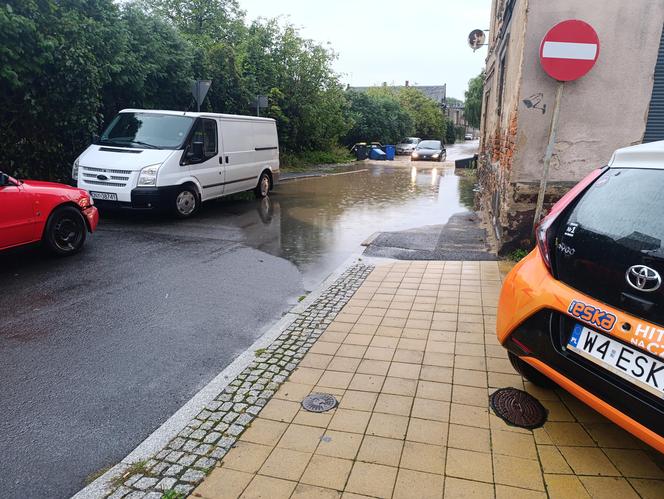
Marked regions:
[0,171,99,255]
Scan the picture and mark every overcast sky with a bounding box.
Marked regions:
[240,0,490,99]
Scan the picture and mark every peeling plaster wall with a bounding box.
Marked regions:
[515,0,664,183]
[479,0,664,252]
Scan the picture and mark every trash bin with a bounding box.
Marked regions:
[353,143,368,160]
[369,147,387,160]
[384,145,395,160]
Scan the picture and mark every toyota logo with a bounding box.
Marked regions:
[626,265,662,292]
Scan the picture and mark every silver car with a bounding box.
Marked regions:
[396,137,421,155]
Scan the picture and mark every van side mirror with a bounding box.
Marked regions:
[0,172,11,186]
[91,133,100,144]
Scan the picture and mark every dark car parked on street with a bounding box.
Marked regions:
[411,140,446,161]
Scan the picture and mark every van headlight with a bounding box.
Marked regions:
[137,164,161,186]
[412,152,419,158]
[432,153,440,159]
[72,158,80,181]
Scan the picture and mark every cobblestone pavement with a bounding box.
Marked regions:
[102,264,374,499]
[189,261,664,499]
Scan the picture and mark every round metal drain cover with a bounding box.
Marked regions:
[490,388,548,429]
[302,393,338,413]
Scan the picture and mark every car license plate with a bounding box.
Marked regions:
[89,191,117,201]
[567,324,664,399]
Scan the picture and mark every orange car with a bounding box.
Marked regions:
[498,141,664,453]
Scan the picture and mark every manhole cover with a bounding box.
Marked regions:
[489,388,548,429]
[302,393,338,413]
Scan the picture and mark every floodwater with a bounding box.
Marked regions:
[221,162,476,288]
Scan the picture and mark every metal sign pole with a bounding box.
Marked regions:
[533,80,564,230]
[197,80,201,112]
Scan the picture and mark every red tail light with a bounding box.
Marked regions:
[535,167,605,273]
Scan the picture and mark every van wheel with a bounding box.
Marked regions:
[173,186,199,218]
[508,352,557,389]
[254,172,271,198]
[43,206,87,256]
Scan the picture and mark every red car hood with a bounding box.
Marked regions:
[19,178,90,203]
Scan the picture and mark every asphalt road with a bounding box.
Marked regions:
[0,142,479,498]
[0,205,304,499]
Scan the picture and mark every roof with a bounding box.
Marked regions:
[608,141,664,169]
[119,109,275,123]
[348,85,447,104]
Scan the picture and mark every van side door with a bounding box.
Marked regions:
[183,118,224,200]
[220,120,259,195]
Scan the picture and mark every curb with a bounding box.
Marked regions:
[72,253,367,499]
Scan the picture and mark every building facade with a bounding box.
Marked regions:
[478,0,664,252]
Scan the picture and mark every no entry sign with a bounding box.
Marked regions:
[539,20,600,81]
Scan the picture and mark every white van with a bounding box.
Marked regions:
[72,109,280,217]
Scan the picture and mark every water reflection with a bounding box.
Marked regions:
[232,164,469,288]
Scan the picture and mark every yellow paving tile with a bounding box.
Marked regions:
[544,474,591,498]
[292,408,334,428]
[328,408,371,434]
[495,485,546,499]
[581,422,643,449]
[221,441,273,474]
[446,448,493,483]
[392,468,445,499]
[193,467,254,499]
[603,448,664,479]
[318,371,354,390]
[257,399,301,423]
[406,417,448,446]
[491,429,538,460]
[258,447,311,481]
[388,361,421,379]
[373,393,413,416]
[419,365,453,383]
[536,444,572,474]
[451,384,488,407]
[543,422,596,447]
[416,380,452,401]
[363,346,395,361]
[356,435,403,466]
[240,474,296,498]
[453,368,488,388]
[327,356,362,373]
[291,483,341,498]
[444,477,494,498]
[627,478,664,498]
[240,418,288,447]
[493,454,545,491]
[411,398,449,422]
[400,441,446,474]
[316,430,363,459]
[447,423,490,453]
[274,382,313,403]
[454,354,487,371]
[277,424,324,453]
[365,412,409,439]
[558,446,620,476]
[348,373,385,392]
[422,351,454,367]
[356,359,391,376]
[579,476,641,499]
[345,462,398,498]
[379,374,418,396]
[449,403,490,428]
[338,390,377,411]
[300,455,353,491]
[392,348,424,364]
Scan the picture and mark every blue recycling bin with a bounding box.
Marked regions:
[369,147,386,160]
[384,145,395,160]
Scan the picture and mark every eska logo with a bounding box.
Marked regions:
[568,300,617,332]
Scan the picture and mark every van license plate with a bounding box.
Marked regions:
[89,191,117,201]
[568,324,664,399]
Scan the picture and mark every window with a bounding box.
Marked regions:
[186,118,217,162]
[100,113,194,149]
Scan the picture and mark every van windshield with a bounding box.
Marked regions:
[99,113,195,150]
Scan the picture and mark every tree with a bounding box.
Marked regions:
[344,91,413,145]
[465,72,484,129]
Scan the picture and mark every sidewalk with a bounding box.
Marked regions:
[190,261,664,499]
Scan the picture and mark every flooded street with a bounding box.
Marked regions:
[263,162,475,288]
[0,143,479,499]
